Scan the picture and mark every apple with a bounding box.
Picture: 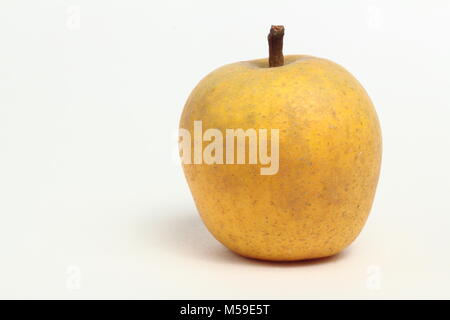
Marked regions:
[179,26,382,261]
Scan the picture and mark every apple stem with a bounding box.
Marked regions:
[268,25,285,67]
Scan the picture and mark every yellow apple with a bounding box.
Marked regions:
[179,26,382,261]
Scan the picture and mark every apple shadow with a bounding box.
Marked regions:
[145,205,350,267]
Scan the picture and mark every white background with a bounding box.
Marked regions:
[0,0,449,299]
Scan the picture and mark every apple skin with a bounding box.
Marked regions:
[180,55,382,261]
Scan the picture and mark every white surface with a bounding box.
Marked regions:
[0,0,449,299]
